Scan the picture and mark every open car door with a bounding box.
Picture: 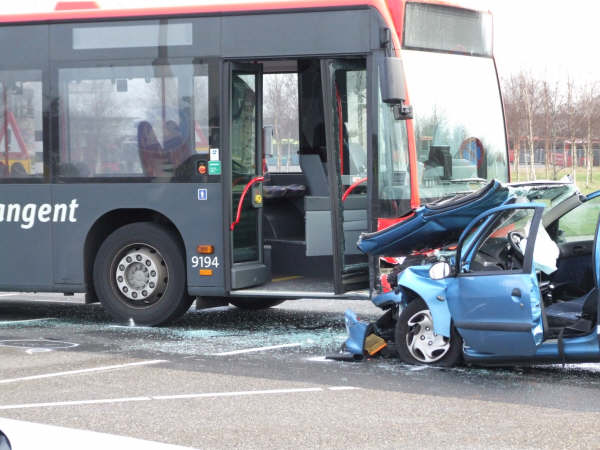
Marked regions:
[446,204,545,357]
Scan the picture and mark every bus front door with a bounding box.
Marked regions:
[321,59,370,294]
[228,63,269,290]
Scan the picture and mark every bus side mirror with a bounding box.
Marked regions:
[380,57,413,120]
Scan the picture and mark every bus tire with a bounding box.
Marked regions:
[93,222,193,326]
[229,298,285,310]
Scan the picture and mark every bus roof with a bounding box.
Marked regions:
[0,0,486,25]
[1,0,386,23]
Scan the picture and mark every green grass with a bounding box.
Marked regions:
[511,166,600,195]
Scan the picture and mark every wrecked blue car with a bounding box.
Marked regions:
[344,180,600,367]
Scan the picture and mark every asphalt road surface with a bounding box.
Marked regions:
[1,293,600,449]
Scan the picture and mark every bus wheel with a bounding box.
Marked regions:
[93,222,193,326]
[229,298,285,310]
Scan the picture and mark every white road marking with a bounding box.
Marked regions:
[0,417,192,449]
[0,318,57,325]
[0,386,361,410]
[209,343,302,356]
[305,356,334,363]
[26,348,54,355]
[152,387,323,400]
[0,359,168,385]
[0,396,151,410]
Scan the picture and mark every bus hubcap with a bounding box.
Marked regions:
[114,246,167,304]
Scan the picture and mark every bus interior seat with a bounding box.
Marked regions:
[57,162,91,177]
[10,162,28,177]
[299,153,329,196]
[163,113,192,167]
[263,184,306,200]
[137,121,166,176]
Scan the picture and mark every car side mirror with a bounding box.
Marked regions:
[429,261,451,280]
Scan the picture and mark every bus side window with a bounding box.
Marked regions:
[0,74,44,179]
[58,62,213,180]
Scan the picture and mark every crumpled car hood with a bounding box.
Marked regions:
[357,180,576,257]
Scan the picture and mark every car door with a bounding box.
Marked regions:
[446,204,545,357]
[551,191,600,293]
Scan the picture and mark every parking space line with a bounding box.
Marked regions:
[0,386,361,410]
[0,360,168,385]
[0,396,152,410]
[209,343,302,356]
[0,318,57,325]
[152,387,323,400]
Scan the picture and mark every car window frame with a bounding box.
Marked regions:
[454,203,544,278]
[554,195,600,245]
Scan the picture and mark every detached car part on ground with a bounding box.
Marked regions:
[337,179,600,367]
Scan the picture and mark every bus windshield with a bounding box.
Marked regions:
[404,50,509,200]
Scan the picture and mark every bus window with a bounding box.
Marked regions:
[376,82,411,217]
[325,61,368,191]
[344,70,367,183]
[0,70,44,178]
[403,50,508,201]
[58,63,212,179]
[263,73,300,173]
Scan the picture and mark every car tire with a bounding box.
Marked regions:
[93,222,194,326]
[229,298,285,310]
[395,298,462,367]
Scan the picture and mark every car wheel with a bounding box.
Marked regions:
[93,222,194,326]
[229,298,285,310]
[395,298,462,367]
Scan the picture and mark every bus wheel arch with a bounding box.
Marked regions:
[84,209,187,304]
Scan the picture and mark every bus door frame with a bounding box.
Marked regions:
[223,61,269,291]
[320,55,375,295]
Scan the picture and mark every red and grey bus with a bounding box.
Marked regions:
[0,0,508,325]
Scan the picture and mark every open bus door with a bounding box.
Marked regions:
[227,62,270,290]
[321,59,371,294]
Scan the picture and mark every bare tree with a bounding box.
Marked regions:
[263,74,299,171]
[540,79,560,179]
[520,72,541,181]
[580,81,598,187]
[563,76,580,184]
[502,75,526,181]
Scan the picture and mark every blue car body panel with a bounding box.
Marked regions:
[343,309,370,355]
[395,266,452,338]
[357,180,509,256]
[371,267,452,338]
[446,271,543,356]
[463,331,600,364]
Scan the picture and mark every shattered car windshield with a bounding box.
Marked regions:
[510,182,577,212]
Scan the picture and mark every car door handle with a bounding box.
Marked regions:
[573,245,586,255]
[511,288,522,298]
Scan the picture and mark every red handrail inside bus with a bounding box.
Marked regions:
[230,176,264,231]
[342,177,367,201]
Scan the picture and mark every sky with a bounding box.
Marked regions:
[1,0,599,85]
